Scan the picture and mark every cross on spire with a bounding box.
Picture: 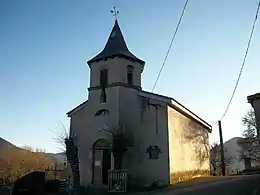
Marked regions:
[110,6,119,20]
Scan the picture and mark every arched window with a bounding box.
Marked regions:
[93,139,110,149]
[94,109,109,116]
[127,65,134,85]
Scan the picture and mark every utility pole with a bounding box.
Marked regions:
[54,162,57,179]
[218,120,226,176]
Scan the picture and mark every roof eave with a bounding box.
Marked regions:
[168,101,212,132]
[138,90,212,132]
[67,100,88,117]
[87,54,145,66]
[247,92,260,105]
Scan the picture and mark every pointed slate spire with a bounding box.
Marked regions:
[87,20,145,65]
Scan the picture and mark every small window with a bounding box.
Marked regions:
[100,69,108,87]
[100,88,107,103]
[127,65,133,85]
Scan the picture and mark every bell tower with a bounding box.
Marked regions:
[87,10,145,104]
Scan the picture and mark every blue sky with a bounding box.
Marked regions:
[1,0,259,153]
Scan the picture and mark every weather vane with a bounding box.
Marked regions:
[110,6,119,20]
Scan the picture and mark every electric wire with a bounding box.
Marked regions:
[151,0,189,92]
[211,0,260,126]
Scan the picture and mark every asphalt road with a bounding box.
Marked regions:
[145,175,260,195]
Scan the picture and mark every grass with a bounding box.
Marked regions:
[170,169,210,184]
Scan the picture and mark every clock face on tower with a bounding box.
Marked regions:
[110,31,116,38]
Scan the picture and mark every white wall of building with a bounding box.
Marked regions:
[223,137,245,174]
[167,105,210,183]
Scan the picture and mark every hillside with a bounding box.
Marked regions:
[0,137,66,164]
[0,137,16,148]
[45,152,66,164]
[0,137,67,183]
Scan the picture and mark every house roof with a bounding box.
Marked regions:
[67,91,211,132]
[247,92,260,105]
[67,100,88,117]
[138,90,212,132]
[87,20,145,65]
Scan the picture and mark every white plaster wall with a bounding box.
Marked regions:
[222,137,245,173]
[69,86,121,187]
[89,58,143,88]
[70,56,144,187]
[70,57,145,186]
[167,106,210,183]
[136,98,170,186]
[118,89,170,186]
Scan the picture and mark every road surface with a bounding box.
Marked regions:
[137,175,260,195]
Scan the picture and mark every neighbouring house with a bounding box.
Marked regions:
[210,137,259,175]
[66,18,211,188]
[224,137,255,173]
[210,137,242,175]
[247,92,260,142]
[224,137,248,174]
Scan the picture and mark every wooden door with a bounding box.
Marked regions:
[102,149,111,184]
[93,150,102,183]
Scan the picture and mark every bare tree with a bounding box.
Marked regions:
[101,123,134,170]
[49,121,80,187]
[238,109,260,165]
[184,122,210,168]
[0,146,54,184]
[50,122,69,153]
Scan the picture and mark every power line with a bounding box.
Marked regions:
[211,121,218,127]
[211,0,260,126]
[152,0,189,92]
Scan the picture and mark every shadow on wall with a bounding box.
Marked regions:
[184,120,210,168]
[171,120,210,183]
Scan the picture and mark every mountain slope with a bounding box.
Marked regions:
[0,137,16,148]
[0,137,65,164]
[46,152,66,164]
[0,136,68,183]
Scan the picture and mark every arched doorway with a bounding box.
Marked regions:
[92,139,111,185]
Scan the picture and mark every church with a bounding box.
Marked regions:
[67,18,212,187]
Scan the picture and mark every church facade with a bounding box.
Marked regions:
[67,19,211,187]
